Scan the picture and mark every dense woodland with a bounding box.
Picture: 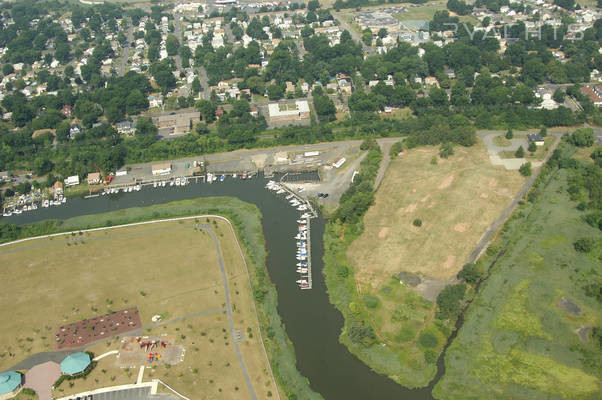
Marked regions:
[0,0,601,197]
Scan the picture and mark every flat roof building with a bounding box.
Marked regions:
[268,100,310,122]
[60,352,91,375]
[64,175,79,187]
[152,163,172,176]
[87,172,101,185]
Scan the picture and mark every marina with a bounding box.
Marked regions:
[265,179,316,290]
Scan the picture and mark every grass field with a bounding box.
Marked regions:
[348,139,524,284]
[323,139,525,387]
[433,160,601,399]
[0,218,277,400]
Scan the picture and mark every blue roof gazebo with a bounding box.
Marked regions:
[60,352,91,375]
[0,371,22,398]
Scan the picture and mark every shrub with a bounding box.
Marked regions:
[348,321,376,346]
[505,129,514,139]
[413,219,422,227]
[436,283,466,320]
[389,141,404,158]
[418,332,439,348]
[573,237,594,253]
[424,350,438,364]
[364,295,379,309]
[458,263,483,284]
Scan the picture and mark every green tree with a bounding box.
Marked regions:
[505,129,514,139]
[197,99,216,123]
[519,162,532,176]
[135,116,157,137]
[570,128,594,147]
[515,145,525,158]
[573,238,594,253]
[553,88,566,103]
[313,94,336,122]
[436,283,466,319]
[361,29,373,46]
[439,142,454,158]
[458,263,483,284]
[528,141,537,152]
[267,84,283,100]
[166,34,180,56]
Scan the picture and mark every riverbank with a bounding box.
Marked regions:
[0,197,322,400]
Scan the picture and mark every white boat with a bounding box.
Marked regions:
[101,191,106,195]
[128,187,133,192]
[136,185,141,191]
[296,256,306,260]
[296,262,308,267]
[286,195,294,200]
[276,189,285,194]
[212,176,217,182]
[220,174,225,182]
[2,211,11,217]
[32,204,38,210]
[233,173,237,178]
[296,219,306,223]
[161,181,166,187]
[153,182,157,188]
[175,178,181,186]
[297,268,308,273]
[14,209,22,214]
[61,197,67,203]
[297,205,307,211]
[42,200,49,207]
[296,279,308,284]
[170,180,174,186]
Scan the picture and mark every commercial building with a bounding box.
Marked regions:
[152,163,172,176]
[268,100,310,122]
[149,110,201,134]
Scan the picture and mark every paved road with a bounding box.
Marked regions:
[200,224,257,400]
[332,12,374,57]
[464,131,566,264]
[173,13,183,72]
[118,18,133,77]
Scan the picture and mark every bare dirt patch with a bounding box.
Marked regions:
[480,193,489,199]
[442,255,456,269]
[438,175,455,189]
[378,227,390,239]
[405,203,418,213]
[454,223,469,232]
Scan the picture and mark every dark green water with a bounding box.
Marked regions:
[4,175,438,400]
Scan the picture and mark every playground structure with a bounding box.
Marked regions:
[117,335,185,367]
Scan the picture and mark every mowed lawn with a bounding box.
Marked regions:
[433,168,601,400]
[0,219,276,400]
[348,139,525,286]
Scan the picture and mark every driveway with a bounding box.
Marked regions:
[479,131,543,170]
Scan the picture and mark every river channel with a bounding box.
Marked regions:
[3,174,437,400]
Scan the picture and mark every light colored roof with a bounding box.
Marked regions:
[0,371,21,394]
[152,163,171,171]
[61,352,91,375]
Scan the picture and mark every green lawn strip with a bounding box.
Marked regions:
[0,197,322,400]
[433,148,601,400]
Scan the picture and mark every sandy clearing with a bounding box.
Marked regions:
[480,193,489,199]
[405,203,418,213]
[378,227,390,238]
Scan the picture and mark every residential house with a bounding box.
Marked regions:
[86,172,102,185]
[115,120,136,135]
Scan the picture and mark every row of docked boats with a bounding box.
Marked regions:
[103,184,142,194]
[296,219,310,289]
[151,177,189,188]
[207,172,250,183]
[3,195,65,217]
[265,180,309,211]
